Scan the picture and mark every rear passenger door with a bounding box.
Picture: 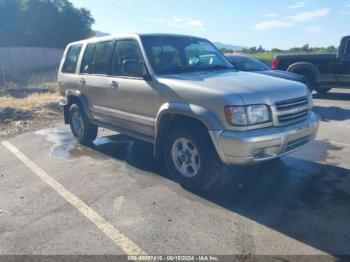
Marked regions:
[79,40,113,120]
[105,39,158,137]
[58,44,83,92]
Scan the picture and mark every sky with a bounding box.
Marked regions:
[69,0,350,50]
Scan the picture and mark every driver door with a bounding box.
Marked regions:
[104,39,159,138]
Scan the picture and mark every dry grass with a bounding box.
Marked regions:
[0,92,59,109]
[0,71,61,137]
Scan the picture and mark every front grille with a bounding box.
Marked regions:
[275,96,309,111]
[278,109,309,123]
[274,96,309,125]
[286,135,310,152]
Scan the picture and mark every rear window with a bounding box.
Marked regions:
[62,44,82,73]
[345,40,350,55]
[227,56,270,71]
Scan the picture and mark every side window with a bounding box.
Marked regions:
[112,40,146,76]
[80,44,95,74]
[62,44,82,73]
[90,41,112,75]
[345,40,350,55]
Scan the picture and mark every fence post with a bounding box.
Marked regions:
[0,49,5,84]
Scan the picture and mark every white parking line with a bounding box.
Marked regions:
[329,140,350,148]
[315,102,350,108]
[2,141,146,256]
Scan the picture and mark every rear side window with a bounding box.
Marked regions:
[80,44,95,74]
[62,44,82,73]
[90,41,112,75]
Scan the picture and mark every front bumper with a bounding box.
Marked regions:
[58,97,69,124]
[209,112,320,165]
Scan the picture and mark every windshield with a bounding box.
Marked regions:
[227,55,270,72]
[141,35,234,75]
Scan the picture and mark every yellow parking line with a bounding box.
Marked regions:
[1,141,146,256]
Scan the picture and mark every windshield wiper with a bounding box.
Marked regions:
[157,65,235,75]
[157,66,186,75]
[201,65,235,71]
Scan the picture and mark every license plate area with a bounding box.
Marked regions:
[285,124,312,151]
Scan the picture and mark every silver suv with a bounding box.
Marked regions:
[58,34,320,189]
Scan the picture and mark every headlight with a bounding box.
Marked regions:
[225,105,271,126]
[307,90,314,109]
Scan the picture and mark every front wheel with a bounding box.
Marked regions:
[69,103,98,145]
[163,126,223,190]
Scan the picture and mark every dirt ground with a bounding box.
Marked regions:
[0,85,62,139]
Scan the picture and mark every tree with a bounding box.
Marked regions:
[271,48,282,53]
[257,45,265,53]
[301,44,310,53]
[220,48,234,54]
[0,0,25,46]
[0,0,95,48]
[249,46,257,53]
[326,45,337,53]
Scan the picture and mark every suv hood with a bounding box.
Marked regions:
[157,71,308,105]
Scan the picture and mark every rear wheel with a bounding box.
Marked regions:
[302,72,317,93]
[69,103,98,145]
[300,71,332,94]
[163,126,223,190]
[315,87,332,94]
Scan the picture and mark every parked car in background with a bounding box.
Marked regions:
[58,34,319,190]
[271,36,350,94]
[225,54,309,90]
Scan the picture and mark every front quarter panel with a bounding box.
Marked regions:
[156,102,224,132]
[155,74,246,131]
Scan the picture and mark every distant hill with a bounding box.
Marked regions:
[95,31,110,37]
[213,42,246,51]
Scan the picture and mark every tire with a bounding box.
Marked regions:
[302,72,317,93]
[315,87,332,94]
[163,125,223,191]
[301,71,332,94]
[69,103,98,145]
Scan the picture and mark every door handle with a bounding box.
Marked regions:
[109,80,118,89]
[80,78,86,86]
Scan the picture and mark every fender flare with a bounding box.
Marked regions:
[155,102,223,131]
[153,102,223,158]
[64,89,92,123]
[287,62,320,81]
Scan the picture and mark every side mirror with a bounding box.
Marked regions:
[122,59,140,76]
[122,59,152,80]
